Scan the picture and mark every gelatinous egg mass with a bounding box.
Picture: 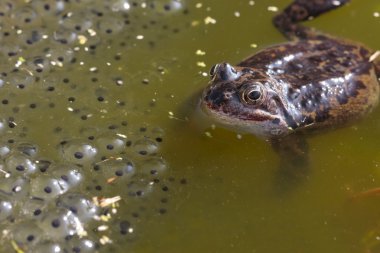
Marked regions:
[0,0,189,252]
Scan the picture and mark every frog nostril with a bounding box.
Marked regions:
[217,63,229,81]
[219,70,228,81]
[229,65,237,74]
[215,63,239,81]
[225,63,236,72]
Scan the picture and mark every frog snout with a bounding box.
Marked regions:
[211,62,239,81]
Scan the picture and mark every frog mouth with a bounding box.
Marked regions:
[199,102,279,136]
[200,99,275,124]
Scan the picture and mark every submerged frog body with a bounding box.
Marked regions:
[201,0,380,181]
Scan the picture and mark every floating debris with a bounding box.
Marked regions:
[96,196,122,208]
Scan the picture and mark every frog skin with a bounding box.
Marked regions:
[200,0,380,182]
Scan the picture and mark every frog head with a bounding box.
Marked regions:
[200,62,295,138]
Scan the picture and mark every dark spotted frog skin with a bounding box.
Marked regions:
[201,0,380,179]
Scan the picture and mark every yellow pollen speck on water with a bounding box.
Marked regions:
[204,16,216,24]
[100,214,111,222]
[205,131,212,138]
[374,12,380,18]
[78,35,88,44]
[195,3,202,8]
[97,225,109,231]
[197,62,206,67]
[196,49,206,56]
[87,29,97,36]
[250,43,258,48]
[100,235,113,245]
[267,6,279,12]
[191,20,200,26]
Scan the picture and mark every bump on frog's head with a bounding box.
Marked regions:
[200,62,292,138]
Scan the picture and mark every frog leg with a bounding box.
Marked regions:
[273,0,350,40]
[270,134,309,192]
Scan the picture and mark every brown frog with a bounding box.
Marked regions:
[201,0,380,180]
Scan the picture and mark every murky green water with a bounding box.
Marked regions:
[0,0,380,252]
[131,1,380,253]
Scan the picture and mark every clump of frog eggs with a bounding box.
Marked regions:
[0,0,188,252]
[0,127,184,252]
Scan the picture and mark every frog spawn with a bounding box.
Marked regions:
[0,129,180,252]
[0,0,189,252]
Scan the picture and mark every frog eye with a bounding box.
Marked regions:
[241,84,264,105]
[209,64,217,78]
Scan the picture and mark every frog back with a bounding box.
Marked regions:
[238,37,380,132]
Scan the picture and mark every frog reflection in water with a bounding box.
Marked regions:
[201,0,380,185]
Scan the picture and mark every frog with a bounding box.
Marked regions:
[200,0,380,182]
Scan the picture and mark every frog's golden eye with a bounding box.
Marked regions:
[241,84,264,105]
[209,64,217,78]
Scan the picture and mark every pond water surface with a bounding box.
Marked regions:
[1,0,380,253]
